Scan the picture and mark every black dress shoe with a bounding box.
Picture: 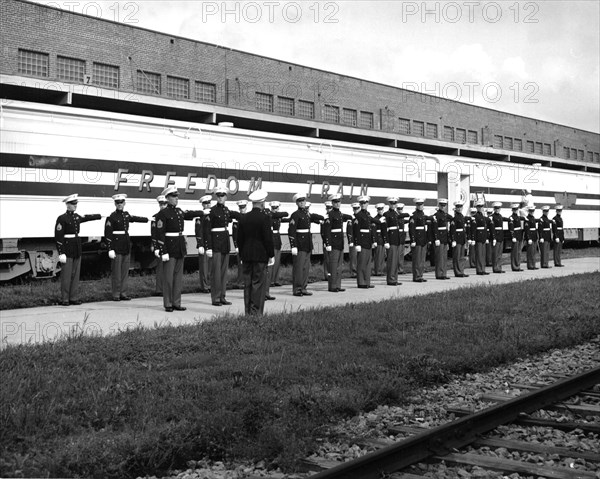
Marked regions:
[337,288,346,292]
[273,282,282,287]
[387,282,398,286]
[212,302,222,306]
[120,295,131,301]
[173,306,186,311]
[293,292,303,296]
[70,300,82,305]
[413,279,424,283]
[199,289,210,293]
[265,295,276,300]
[368,285,375,288]
[112,297,121,301]
[556,264,564,267]
[165,307,174,312]
[301,291,313,296]
[328,289,339,292]
[61,301,70,306]
[357,285,368,288]
[152,292,162,296]
[460,274,469,278]
[221,300,232,305]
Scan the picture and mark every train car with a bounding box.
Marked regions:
[1,100,598,281]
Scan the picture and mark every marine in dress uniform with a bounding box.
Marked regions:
[347,203,360,277]
[409,198,429,282]
[383,197,402,286]
[266,201,288,292]
[508,203,524,272]
[105,193,148,300]
[154,186,204,312]
[490,202,509,273]
[321,201,333,281]
[552,205,565,267]
[196,195,213,293]
[432,199,452,280]
[151,195,168,296]
[232,199,248,285]
[449,201,469,277]
[471,200,490,275]
[523,205,539,270]
[538,205,553,268]
[353,196,382,288]
[468,207,477,268]
[55,194,102,305]
[324,194,353,292]
[485,208,494,267]
[395,203,410,275]
[373,203,386,276]
[288,193,322,296]
[207,186,241,306]
[237,190,275,315]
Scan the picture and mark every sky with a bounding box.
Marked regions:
[36,0,600,133]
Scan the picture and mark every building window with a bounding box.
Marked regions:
[18,49,49,77]
[57,56,85,83]
[526,140,534,153]
[342,108,357,126]
[413,121,425,137]
[570,148,577,159]
[277,96,294,116]
[359,111,374,129]
[195,81,217,103]
[323,104,340,123]
[136,70,161,95]
[504,137,513,150]
[493,135,503,148]
[92,62,119,89]
[543,143,552,156]
[298,100,314,119]
[563,147,570,159]
[426,123,438,138]
[398,118,411,135]
[456,128,466,143]
[467,130,478,144]
[594,153,599,163]
[166,76,189,100]
[578,149,584,161]
[443,126,454,142]
[514,138,522,151]
[534,142,543,155]
[256,92,273,112]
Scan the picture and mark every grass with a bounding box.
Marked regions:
[0,246,598,310]
[1,272,599,478]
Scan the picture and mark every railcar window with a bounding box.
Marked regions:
[92,62,119,89]
[18,49,48,77]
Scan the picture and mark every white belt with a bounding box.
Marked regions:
[359,229,370,233]
[415,226,425,230]
[112,230,126,235]
[437,227,446,230]
[495,227,503,230]
[296,229,310,233]
[477,227,485,230]
[64,234,77,238]
[166,232,182,236]
[211,227,227,232]
[455,228,463,232]
[513,227,521,230]
[543,228,551,231]
[557,227,563,230]
[387,226,398,230]
[331,228,342,233]
[272,230,279,233]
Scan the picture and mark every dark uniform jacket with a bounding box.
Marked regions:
[195,214,211,249]
[289,208,317,252]
[374,213,386,244]
[265,210,289,250]
[523,214,539,242]
[155,205,203,258]
[470,212,489,243]
[508,212,524,241]
[552,214,564,242]
[486,215,495,241]
[409,210,428,246]
[432,210,452,244]
[104,210,148,255]
[383,209,403,246]
[324,209,353,251]
[237,207,274,263]
[490,212,507,242]
[55,211,102,258]
[151,211,161,251]
[353,210,378,248]
[207,204,240,254]
[450,212,468,245]
[538,215,553,242]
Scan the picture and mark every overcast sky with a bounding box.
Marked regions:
[38,0,599,133]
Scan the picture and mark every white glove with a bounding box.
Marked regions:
[198,247,205,255]
[206,249,213,258]
[355,245,362,253]
[384,243,390,249]
[235,247,239,253]
[154,249,161,258]
[528,239,533,245]
[349,243,354,247]
[268,257,275,266]
[291,247,298,256]
[410,242,416,248]
[379,217,386,223]
[435,240,440,246]
[372,243,377,249]
[162,253,170,262]
[512,237,517,243]
[540,238,544,243]
[59,254,67,264]
[451,241,456,248]
[485,239,489,244]
[555,238,560,243]
[108,250,116,259]
[325,245,332,252]
[493,240,497,246]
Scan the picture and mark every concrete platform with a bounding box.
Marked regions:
[2,257,599,348]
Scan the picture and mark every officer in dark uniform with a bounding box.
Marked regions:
[552,204,565,267]
[490,201,508,273]
[55,193,102,306]
[450,201,469,277]
[485,208,494,267]
[347,202,360,277]
[471,200,490,275]
[395,202,410,275]
[207,186,240,306]
[353,195,382,288]
[373,203,386,276]
[151,194,168,296]
[467,207,477,268]
[321,200,333,281]
[154,186,204,312]
[105,193,148,301]
[538,205,553,268]
[237,190,274,315]
[508,203,524,271]
[266,200,288,292]
[324,193,353,292]
[232,199,248,286]
[195,194,212,293]
[432,198,452,280]
[383,197,401,286]
[523,205,539,270]
[409,198,428,282]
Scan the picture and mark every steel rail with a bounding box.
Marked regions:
[309,366,600,479]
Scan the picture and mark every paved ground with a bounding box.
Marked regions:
[2,257,599,348]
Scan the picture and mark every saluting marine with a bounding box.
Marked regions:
[471,200,490,275]
[490,202,508,273]
[195,194,213,293]
[409,198,428,282]
[523,204,539,270]
[538,205,553,268]
[353,195,383,288]
[232,199,248,286]
[467,207,477,268]
[321,201,334,282]
[383,197,402,286]
[552,205,565,267]
[449,201,469,277]
[432,198,452,280]
[347,202,360,278]
[485,208,494,267]
[395,202,410,275]
[508,203,524,272]
[372,203,386,276]
[266,200,288,293]
[151,195,168,296]
[55,193,102,306]
[323,194,353,292]
[105,193,148,301]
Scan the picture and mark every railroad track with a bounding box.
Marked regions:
[306,366,600,479]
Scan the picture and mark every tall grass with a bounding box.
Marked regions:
[1,273,599,478]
